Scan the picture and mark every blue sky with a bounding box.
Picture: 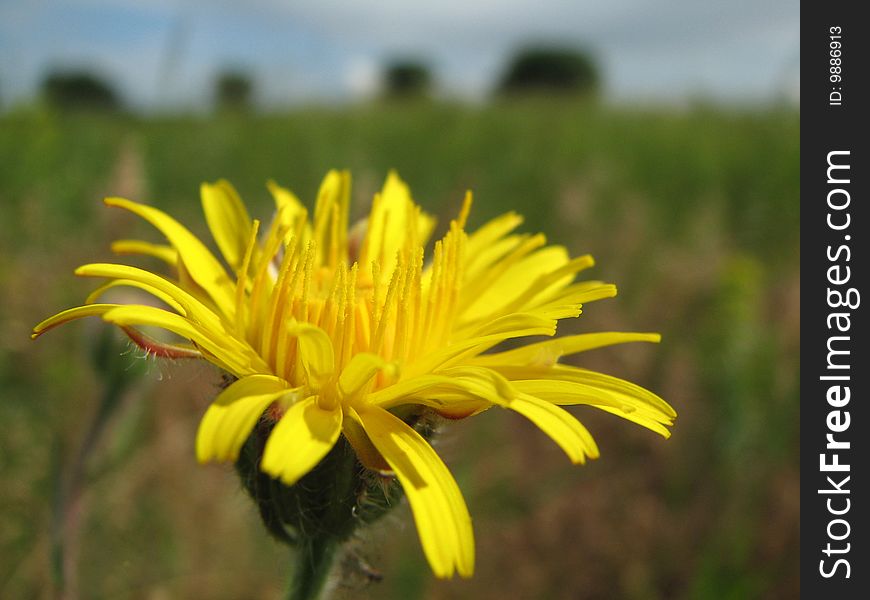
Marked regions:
[0,0,800,109]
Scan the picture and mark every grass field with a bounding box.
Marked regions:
[0,101,799,599]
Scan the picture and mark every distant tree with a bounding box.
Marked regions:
[41,71,122,112]
[498,46,600,96]
[215,70,254,111]
[383,60,432,98]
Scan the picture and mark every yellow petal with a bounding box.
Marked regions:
[512,378,637,409]
[463,234,523,281]
[436,366,517,404]
[201,180,254,270]
[101,305,265,376]
[467,312,556,338]
[552,365,676,419]
[361,171,434,278]
[494,255,597,315]
[465,212,523,259]
[311,170,351,269]
[288,322,335,381]
[76,263,224,329]
[267,179,312,245]
[373,384,490,417]
[436,367,599,463]
[402,319,554,380]
[84,279,186,314]
[525,282,617,321]
[418,314,556,373]
[341,412,393,473]
[510,379,672,425]
[492,364,676,420]
[104,197,236,317]
[31,304,119,338]
[595,405,672,438]
[268,179,305,218]
[366,374,457,408]
[510,393,600,464]
[196,375,291,463]
[472,332,661,367]
[110,239,178,265]
[355,405,474,578]
[523,298,593,322]
[260,396,343,485]
[461,245,569,323]
[430,399,491,420]
[338,352,397,397]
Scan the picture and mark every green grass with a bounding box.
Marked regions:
[0,101,799,599]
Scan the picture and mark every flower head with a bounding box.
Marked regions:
[34,170,675,578]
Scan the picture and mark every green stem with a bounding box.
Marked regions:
[287,536,338,600]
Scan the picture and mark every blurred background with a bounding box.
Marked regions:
[1,1,799,598]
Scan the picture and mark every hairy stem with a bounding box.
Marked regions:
[286,537,338,600]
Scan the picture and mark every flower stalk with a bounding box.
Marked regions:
[288,536,338,600]
[235,411,407,599]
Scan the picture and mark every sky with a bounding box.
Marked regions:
[0,0,800,110]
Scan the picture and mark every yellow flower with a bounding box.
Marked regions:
[33,170,675,579]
